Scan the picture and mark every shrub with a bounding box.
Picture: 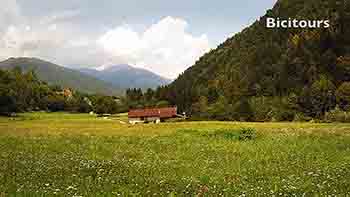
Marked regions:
[238,127,257,141]
[336,82,350,111]
[270,96,297,122]
[211,129,239,140]
[249,96,273,122]
[293,113,312,122]
[232,98,254,121]
[271,109,296,122]
[324,106,350,123]
[250,96,297,122]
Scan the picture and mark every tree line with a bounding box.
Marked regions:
[0,67,174,116]
[2,63,350,122]
[125,87,172,109]
[0,67,127,116]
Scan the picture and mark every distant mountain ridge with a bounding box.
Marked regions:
[0,58,171,95]
[79,64,172,90]
[0,57,121,95]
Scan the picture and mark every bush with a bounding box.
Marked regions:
[93,96,119,114]
[211,129,239,140]
[270,96,297,122]
[271,109,296,122]
[324,106,350,123]
[238,127,257,141]
[293,113,312,122]
[250,96,297,122]
[336,82,350,111]
[232,98,254,121]
[249,97,273,122]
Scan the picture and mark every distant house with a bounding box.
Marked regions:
[128,107,178,124]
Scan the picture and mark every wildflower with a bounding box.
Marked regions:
[66,186,76,190]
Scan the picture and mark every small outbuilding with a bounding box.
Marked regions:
[128,107,178,124]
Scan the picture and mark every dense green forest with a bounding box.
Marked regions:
[160,0,350,121]
[0,68,128,116]
[0,67,172,116]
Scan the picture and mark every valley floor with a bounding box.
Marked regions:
[0,112,349,195]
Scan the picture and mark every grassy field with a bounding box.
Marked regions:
[0,112,349,196]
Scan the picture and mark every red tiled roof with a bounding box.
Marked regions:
[128,107,177,118]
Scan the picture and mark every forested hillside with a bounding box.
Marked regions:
[165,0,350,121]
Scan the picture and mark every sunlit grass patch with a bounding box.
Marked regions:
[0,113,349,195]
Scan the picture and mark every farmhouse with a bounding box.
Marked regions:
[128,107,178,124]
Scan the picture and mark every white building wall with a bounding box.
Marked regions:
[128,117,161,124]
[129,118,144,125]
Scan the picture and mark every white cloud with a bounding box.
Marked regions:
[0,0,21,19]
[0,5,210,80]
[0,0,21,32]
[1,24,64,57]
[0,1,101,65]
[98,25,142,57]
[98,16,210,79]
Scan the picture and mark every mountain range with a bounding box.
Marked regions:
[0,58,171,95]
[79,64,171,90]
[0,57,121,95]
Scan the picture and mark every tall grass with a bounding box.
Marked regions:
[0,113,349,195]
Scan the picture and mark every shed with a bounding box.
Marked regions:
[128,107,177,124]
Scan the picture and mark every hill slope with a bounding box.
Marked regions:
[79,64,171,90]
[0,58,121,95]
[167,0,350,118]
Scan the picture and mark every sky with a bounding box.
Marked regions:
[0,0,277,79]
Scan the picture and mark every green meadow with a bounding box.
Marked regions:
[0,112,349,196]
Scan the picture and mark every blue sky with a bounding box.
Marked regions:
[1,0,277,78]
